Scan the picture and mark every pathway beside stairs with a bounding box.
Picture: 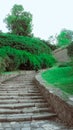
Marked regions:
[0,71,72,130]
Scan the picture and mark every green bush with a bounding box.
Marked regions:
[0,57,6,73]
[0,33,56,72]
[58,62,69,67]
[0,46,56,71]
[0,33,51,54]
[67,42,73,57]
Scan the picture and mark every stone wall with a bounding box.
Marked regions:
[35,74,73,126]
[53,47,70,62]
[0,71,31,84]
[0,72,20,83]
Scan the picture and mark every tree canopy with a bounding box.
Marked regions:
[4,4,33,36]
[57,29,73,47]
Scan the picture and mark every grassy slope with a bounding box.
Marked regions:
[42,66,73,94]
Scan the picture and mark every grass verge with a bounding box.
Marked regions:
[42,66,73,95]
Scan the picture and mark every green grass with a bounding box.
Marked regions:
[42,66,73,95]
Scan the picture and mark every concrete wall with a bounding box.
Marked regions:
[53,47,70,62]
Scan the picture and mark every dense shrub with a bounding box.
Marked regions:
[0,33,51,54]
[58,62,70,67]
[67,42,73,57]
[0,33,56,72]
[0,46,56,71]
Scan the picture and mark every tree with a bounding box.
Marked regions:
[4,4,33,36]
[57,29,73,47]
[48,35,57,45]
[0,30,3,34]
[42,40,57,50]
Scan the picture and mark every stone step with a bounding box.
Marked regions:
[32,113,57,120]
[0,84,36,87]
[0,103,35,108]
[0,99,46,104]
[0,102,48,108]
[0,92,41,96]
[0,88,39,91]
[0,90,40,92]
[0,113,57,122]
[0,95,44,99]
[0,107,52,114]
[35,102,48,107]
[0,87,38,91]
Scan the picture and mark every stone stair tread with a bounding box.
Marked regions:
[0,115,32,122]
[35,102,48,107]
[0,102,48,108]
[0,95,43,99]
[32,113,57,120]
[0,99,46,104]
[0,103,35,108]
[0,112,57,122]
[0,93,41,96]
[0,90,40,93]
[0,107,51,114]
[0,98,44,101]
[0,86,36,88]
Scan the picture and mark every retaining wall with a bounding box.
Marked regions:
[53,47,70,62]
[35,74,73,126]
[0,72,20,83]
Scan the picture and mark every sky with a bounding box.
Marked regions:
[0,0,73,40]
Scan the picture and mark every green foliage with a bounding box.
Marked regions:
[0,33,50,54]
[4,4,32,36]
[42,40,57,50]
[0,46,56,71]
[58,62,70,67]
[66,43,73,75]
[0,57,6,73]
[42,66,73,94]
[57,29,73,47]
[37,54,56,67]
[0,33,56,72]
[67,42,73,57]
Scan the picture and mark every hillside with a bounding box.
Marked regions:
[0,33,56,72]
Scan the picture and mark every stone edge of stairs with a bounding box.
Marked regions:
[34,71,73,127]
[0,71,27,84]
[0,73,19,84]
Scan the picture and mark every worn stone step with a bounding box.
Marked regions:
[35,102,48,107]
[0,99,46,104]
[32,113,57,120]
[0,92,41,96]
[0,102,48,108]
[0,87,38,91]
[0,108,53,115]
[0,88,39,91]
[0,95,44,99]
[0,112,57,122]
[0,107,51,114]
[0,85,37,88]
[0,89,40,92]
[0,103,35,108]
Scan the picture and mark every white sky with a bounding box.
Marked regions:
[0,0,73,40]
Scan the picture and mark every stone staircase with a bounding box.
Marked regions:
[0,71,57,122]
